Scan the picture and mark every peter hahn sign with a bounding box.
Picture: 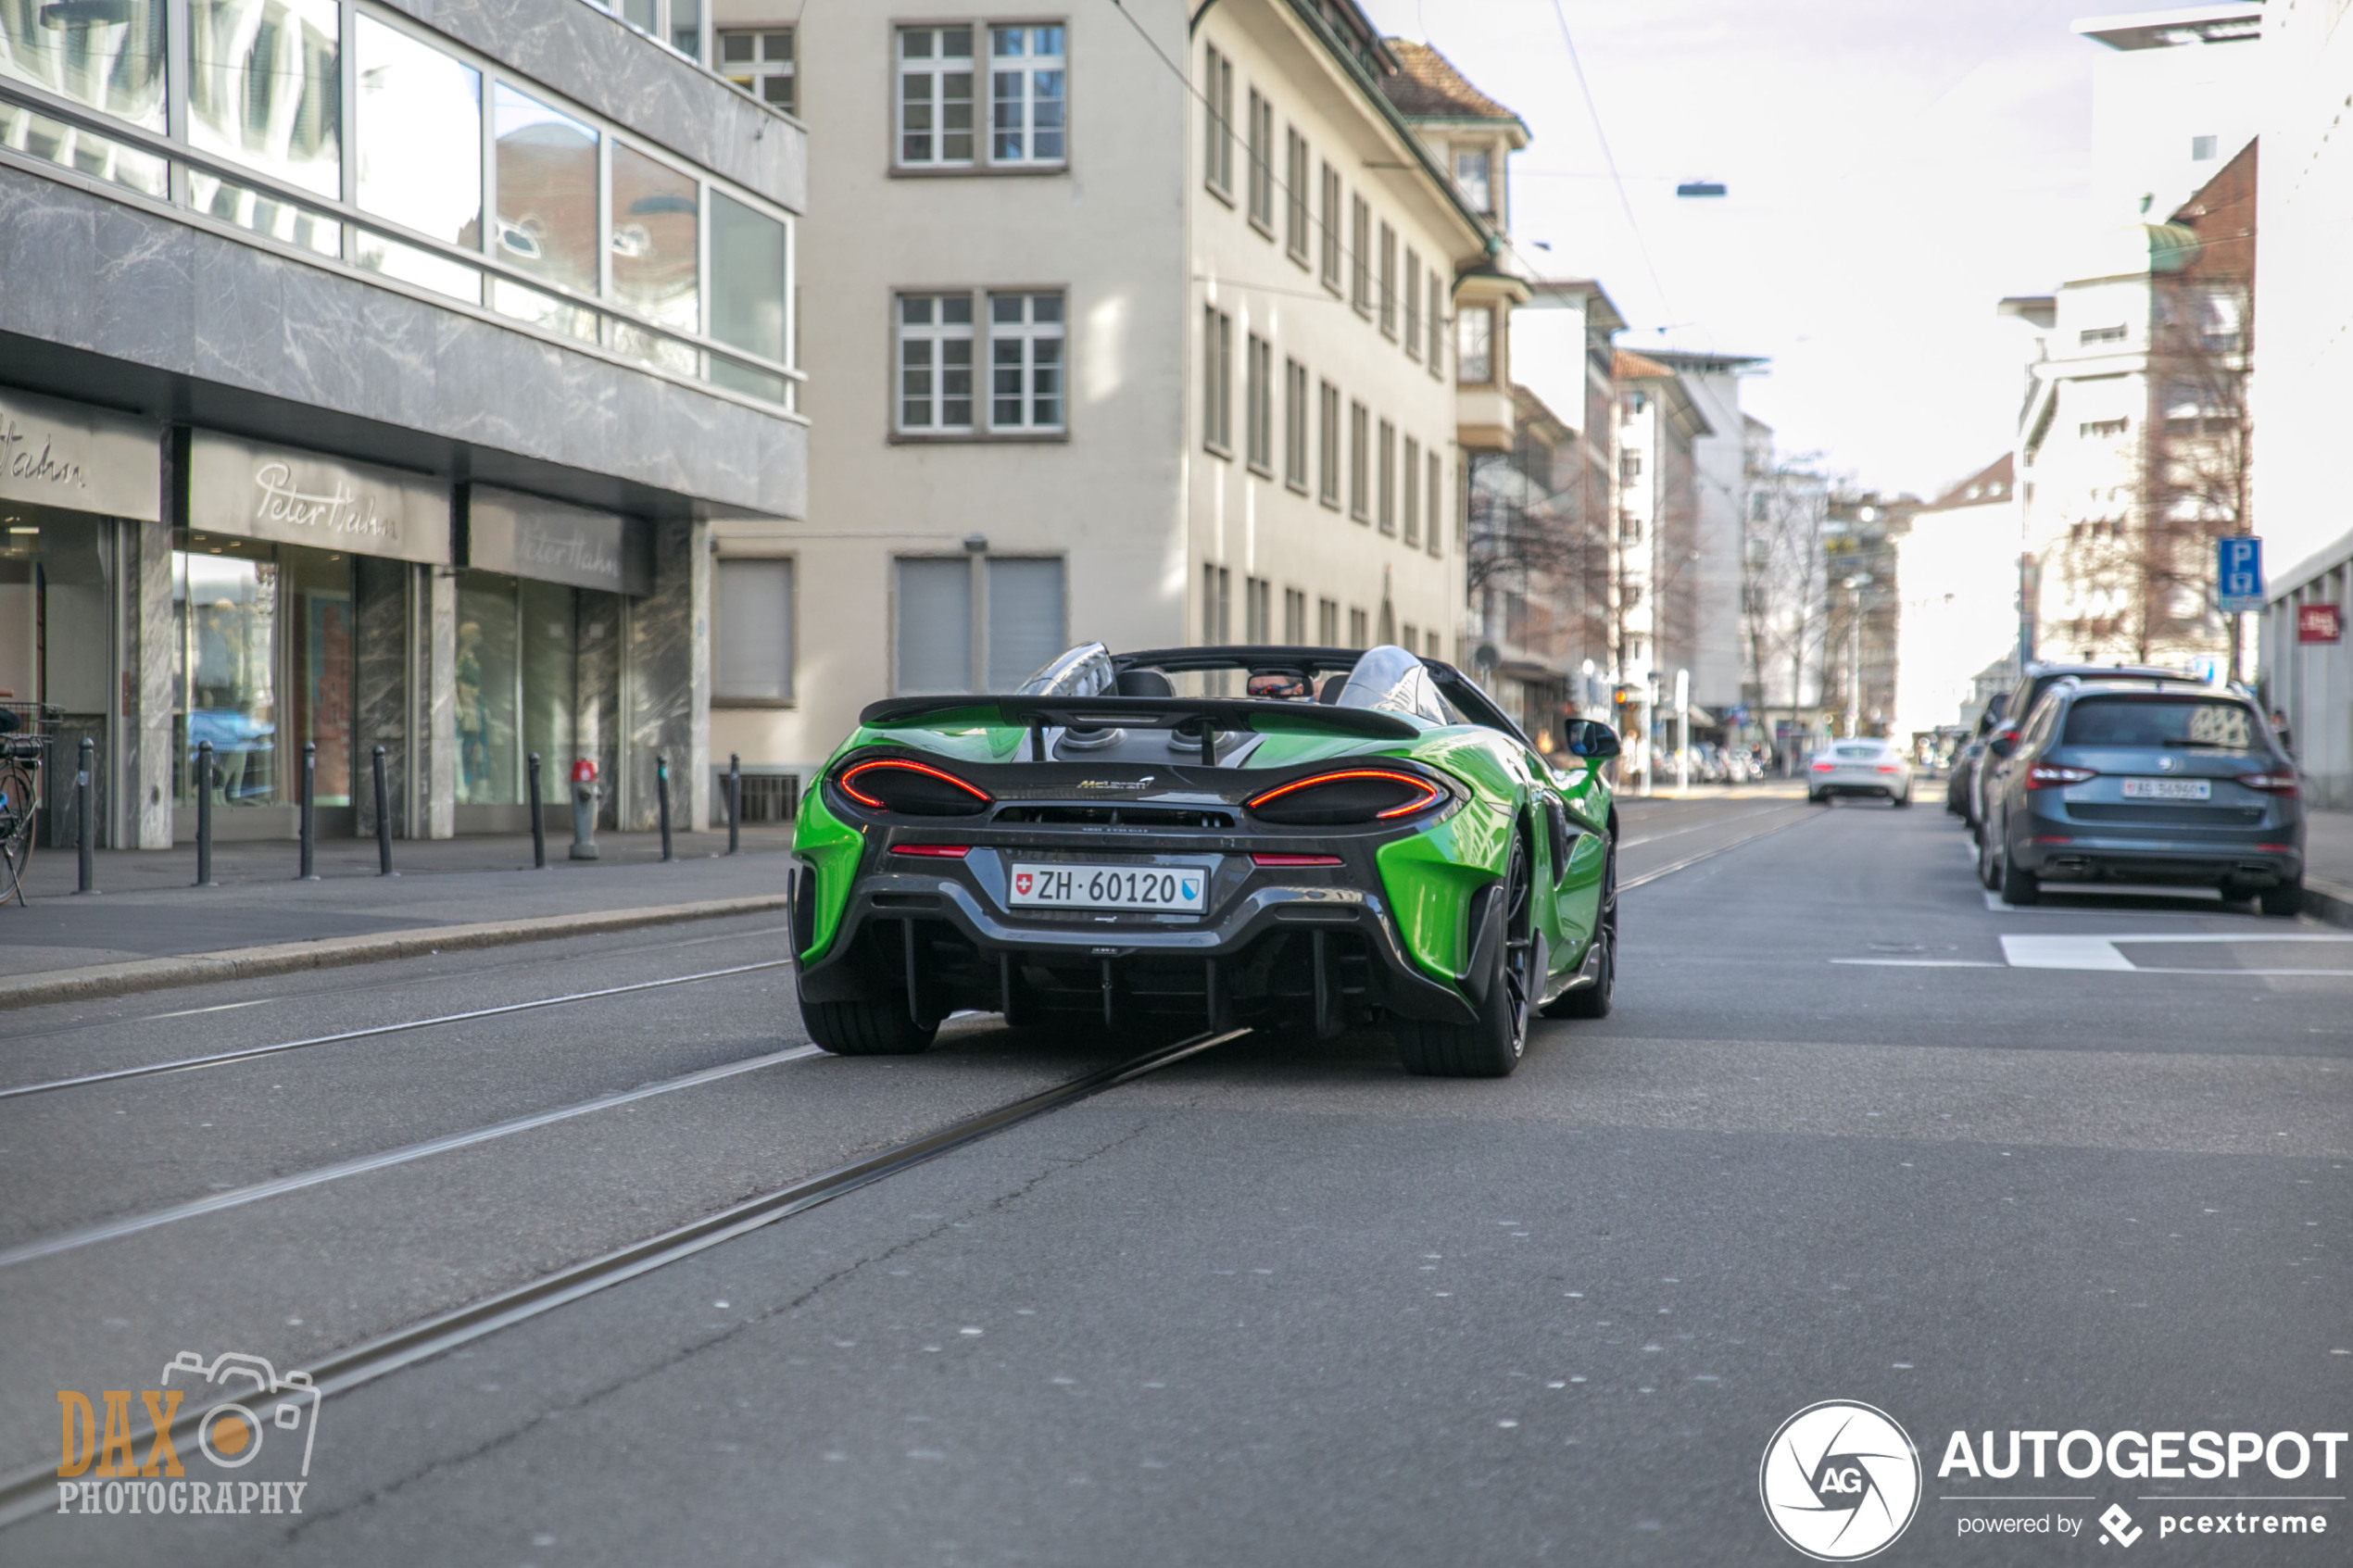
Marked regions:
[0,387,161,521]
[184,432,450,564]
[464,484,650,596]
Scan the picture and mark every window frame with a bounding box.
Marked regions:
[894,289,978,437]
[1203,305,1233,456]
[986,22,1069,169]
[1377,220,1396,338]
[717,26,796,117]
[891,284,1073,442]
[1284,127,1309,264]
[1427,448,1444,558]
[890,19,1073,177]
[1202,41,1234,199]
[1427,272,1445,374]
[1377,418,1396,533]
[1317,379,1341,508]
[987,288,1066,433]
[1350,194,1370,316]
[1244,330,1274,474]
[1348,398,1370,521]
[1403,433,1420,546]
[1245,86,1274,233]
[1403,247,1421,359]
[890,551,1070,696]
[1456,302,1494,384]
[1318,161,1341,293]
[1282,356,1309,493]
[895,23,979,171]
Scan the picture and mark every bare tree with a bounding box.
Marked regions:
[1740,455,1831,768]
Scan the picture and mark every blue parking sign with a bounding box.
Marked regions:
[2217,536,2263,614]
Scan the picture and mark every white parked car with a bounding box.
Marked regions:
[1806,738,1914,807]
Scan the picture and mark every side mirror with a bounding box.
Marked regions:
[1986,730,2016,759]
[1563,718,1621,760]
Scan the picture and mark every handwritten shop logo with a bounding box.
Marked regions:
[516,520,620,580]
[54,1350,321,1518]
[1,417,89,491]
[1760,1400,1922,1561]
[252,461,396,541]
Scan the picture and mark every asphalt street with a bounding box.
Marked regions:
[3,794,2346,1566]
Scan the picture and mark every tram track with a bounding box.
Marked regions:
[0,1024,1248,1529]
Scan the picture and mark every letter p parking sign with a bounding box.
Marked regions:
[2218,536,2264,614]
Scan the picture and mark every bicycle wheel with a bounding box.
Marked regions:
[0,760,35,906]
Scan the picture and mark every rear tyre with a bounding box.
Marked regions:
[1976,826,2000,891]
[1545,836,1616,1021]
[1892,786,1912,809]
[800,993,938,1056]
[1807,791,1829,806]
[1998,847,2039,907]
[2258,880,2304,919]
[1396,834,1533,1078]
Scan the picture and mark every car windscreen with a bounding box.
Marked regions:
[1833,744,1882,758]
[2059,696,2257,750]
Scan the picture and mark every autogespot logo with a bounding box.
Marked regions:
[1760,1400,1923,1561]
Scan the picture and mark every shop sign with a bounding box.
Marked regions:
[185,432,450,564]
[0,387,161,521]
[464,485,651,596]
[2299,604,2343,645]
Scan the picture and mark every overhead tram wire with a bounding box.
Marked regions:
[1543,0,1673,325]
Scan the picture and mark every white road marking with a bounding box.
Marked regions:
[2000,933,2353,973]
[0,1044,825,1270]
[1830,960,2006,968]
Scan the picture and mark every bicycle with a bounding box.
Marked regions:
[0,709,47,907]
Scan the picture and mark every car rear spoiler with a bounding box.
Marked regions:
[859,695,1417,763]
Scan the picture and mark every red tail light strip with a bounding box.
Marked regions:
[1242,768,1445,819]
[889,844,971,858]
[837,759,994,809]
[1250,853,1344,867]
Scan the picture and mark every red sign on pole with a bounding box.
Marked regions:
[2299,604,2345,644]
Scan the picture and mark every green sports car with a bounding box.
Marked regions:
[789,642,1622,1077]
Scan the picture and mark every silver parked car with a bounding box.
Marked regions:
[1977,679,2304,913]
[1806,738,1914,806]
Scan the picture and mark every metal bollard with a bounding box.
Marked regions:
[75,736,97,895]
[727,753,741,856]
[194,740,216,886]
[372,744,395,876]
[657,753,673,862]
[527,752,547,870]
[297,741,319,881]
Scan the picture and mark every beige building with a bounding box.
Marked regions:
[706,2,1492,799]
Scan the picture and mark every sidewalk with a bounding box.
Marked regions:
[2303,809,2353,927]
[0,826,799,985]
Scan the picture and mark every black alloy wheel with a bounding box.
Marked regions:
[1396,833,1534,1078]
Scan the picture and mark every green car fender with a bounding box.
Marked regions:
[794,785,864,963]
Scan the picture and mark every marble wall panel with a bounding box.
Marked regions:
[128,516,175,848]
[575,585,623,830]
[378,0,804,211]
[353,556,410,836]
[621,516,706,832]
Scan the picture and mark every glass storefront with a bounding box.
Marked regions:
[455,570,577,806]
[172,533,354,811]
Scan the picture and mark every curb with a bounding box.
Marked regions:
[0,894,797,1012]
[2303,876,2353,930]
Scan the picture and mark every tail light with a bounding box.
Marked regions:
[1810,760,1833,772]
[2236,771,2298,796]
[1874,763,1902,774]
[1244,768,1446,825]
[836,758,993,816]
[2025,763,2096,790]
[889,844,971,859]
[1251,852,1343,867]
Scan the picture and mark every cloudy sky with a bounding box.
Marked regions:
[1357,0,2112,499]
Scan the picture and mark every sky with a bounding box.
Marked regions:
[1356,0,2112,500]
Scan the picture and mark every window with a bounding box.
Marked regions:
[607,0,705,62]
[1283,587,1307,644]
[990,291,1064,431]
[1401,621,1417,656]
[1349,400,1369,521]
[1317,380,1341,507]
[1203,562,1232,642]
[1316,597,1340,646]
[1403,435,1421,546]
[2080,418,2129,439]
[2080,324,2128,345]
[900,294,975,433]
[1377,419,1396,533]
[2191,133,2218,161]
[1246,88,1274,230]
[716,558,794,701]
[1283,358,1309,491]
[990,25,1065,166]
[1245,332,1273,472]
[899,27,975,167]
[1244,575,1272,642]
[1285,129,1310,261]
[1351,195,1370,314]
[1203,307,1233,453]
[492,84,598,337]
[1457,305,1494,383]
[1426,630,1441,659]
[1403,249,1421,358]
[1203,43,1233,194]
[719,29,794,115]
[1428,450,1443,558]
[1428,272,1444,371]
[356,17,483,305]
[988,557,1065,688]
[710,193,792,403]
[1348,607,1368,648]
[1378,222,1397,337]
[610,144,699,371]
[1453,145,1491,213]
[896,558,975,693]
[1620,511,1642,543]
[1621,453,1642,483]
[189,0,342,203]
[894,556,1064,693]
[1319,161,1341,290]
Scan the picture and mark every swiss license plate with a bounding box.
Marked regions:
[2121,777,2211,800]
[1008,863,1208,913]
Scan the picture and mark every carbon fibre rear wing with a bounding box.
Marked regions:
[858,696,1417,764]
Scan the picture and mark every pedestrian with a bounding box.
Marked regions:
[2270,709,2294,757]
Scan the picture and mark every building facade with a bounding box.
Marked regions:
[1645,350,1761,724]
[1890,455,2021,743]
[1,0,805,845]
[713,1,1488,794]
[1612,348,1709,783]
